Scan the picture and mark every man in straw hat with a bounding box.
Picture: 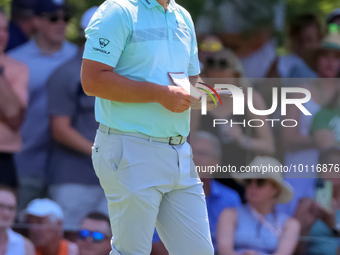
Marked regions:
[217,156,300,255]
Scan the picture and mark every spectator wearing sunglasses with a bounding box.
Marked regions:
[217,157,300,255]
[21,198,78,255]
[0,185,35,255]
[7,0,77,212]
[46,6,107,241]
[77,212,111,255]
[277,32,340,218]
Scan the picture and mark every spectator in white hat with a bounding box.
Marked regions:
[0,185,35,255]
[217,156,300,255]
[23,198,78,255]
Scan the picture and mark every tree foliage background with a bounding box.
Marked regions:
[0,0,339,43]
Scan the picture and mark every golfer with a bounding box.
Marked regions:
[81,0,214,254]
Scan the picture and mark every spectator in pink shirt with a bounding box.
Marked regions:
[0,9,29,189]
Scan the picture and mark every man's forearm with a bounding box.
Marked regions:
[81,60,167,103]
[190,75,199,87]
[53,125,93,156]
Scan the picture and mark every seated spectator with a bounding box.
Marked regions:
[22,198,78,255]
[8,0,77,212]
[280,29,340,215]
[77,212,111,255]
[46,6,107,239]
[192,40,275,198]
[0,185,35,255]
[198,35,225,70]
[217,157,300,255]
[6,0,38,52]
[277,14,321,78]
[294,147,340,255]
[279,31,340,216]
[0,9,29,190]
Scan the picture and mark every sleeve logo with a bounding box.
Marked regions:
[99,38,110,48]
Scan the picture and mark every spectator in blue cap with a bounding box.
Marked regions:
[5,0,38,52]
[46,6,108,240]
[8,0,78,212]
[34,0,70,17]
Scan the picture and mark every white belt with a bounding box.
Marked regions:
[98,124,186,145]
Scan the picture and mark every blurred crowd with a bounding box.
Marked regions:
[1,0,340,254]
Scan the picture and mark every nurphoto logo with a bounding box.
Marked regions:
[200,84,312,128]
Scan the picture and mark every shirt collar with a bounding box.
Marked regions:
[140,0,159,9]
[140,0,178,12]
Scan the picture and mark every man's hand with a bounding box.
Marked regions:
[294,197,319,232]
[158,86,192,113]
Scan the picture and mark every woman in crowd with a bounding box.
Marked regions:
[192,37,275,199]
[217,157,300,255]
[0,185,35,255]
[310,32,340,149]
[281,31,340,215]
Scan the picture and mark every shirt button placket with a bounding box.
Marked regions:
[166,11,173,43]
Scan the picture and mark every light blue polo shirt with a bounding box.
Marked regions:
[83,0,200,137]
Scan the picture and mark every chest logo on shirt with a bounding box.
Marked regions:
[176,20,188,31]
[99,38,110,48]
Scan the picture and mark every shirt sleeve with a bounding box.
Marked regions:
[179,7,201,76]
[188,27,200,76]
[83,1,131,68]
